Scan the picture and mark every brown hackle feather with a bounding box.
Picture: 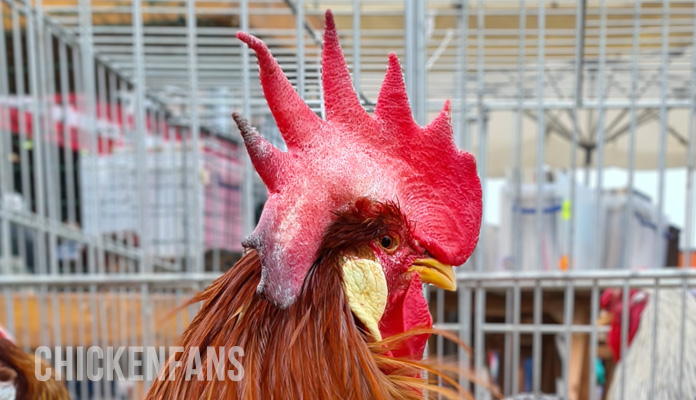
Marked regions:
[145,249,501,400]
[0,338,69,400]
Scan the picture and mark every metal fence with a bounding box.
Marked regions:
[1,0,696,399]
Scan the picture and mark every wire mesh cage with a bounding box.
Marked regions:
[1,0,696,399]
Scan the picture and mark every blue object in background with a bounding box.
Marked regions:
[596,358,606,386]
[523,357,533,392]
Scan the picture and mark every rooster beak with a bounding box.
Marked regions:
[409,258,456,291]
[597,310,613,326]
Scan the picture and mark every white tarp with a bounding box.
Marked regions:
[496,169,668,271]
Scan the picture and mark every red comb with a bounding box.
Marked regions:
[236,10,482,307]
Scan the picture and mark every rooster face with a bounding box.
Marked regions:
[598,289,649,361]
[316,197,457,359]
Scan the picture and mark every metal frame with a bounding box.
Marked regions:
[2,1,696,399]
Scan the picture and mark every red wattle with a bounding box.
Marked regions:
[379,274,432,360]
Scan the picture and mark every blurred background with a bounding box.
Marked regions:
[1,0,696,399]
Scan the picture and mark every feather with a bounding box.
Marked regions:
[606,289,696,400]
[145,249,500,400]
[0,338,69,400]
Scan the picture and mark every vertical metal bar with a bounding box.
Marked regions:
[67,45,81,399]
[107,71,122,278]
[534,0,545,272]
[594,0,608,273]
[474,1,487,397]
[454,0,470,151]
[473,0,486,270]
[24,0,50,352]
[619,2,642,400]
[685,0,696,270]
[131,0,152,392]
[0,0,12,278]
[211,111,221,273]
[94,67,109,394]
[26,0,48,224]
[677,279,688,399]
[43,26,63,360]
[564,3,585,395]
[352,0,360,96]
[511,281,520,396]
[655,0,670,269]
[502,292,512,395]
[405,0,426,125]
[0,0,13,340]
[680,5,696,397]
[43,28,60,277]
[167,124,184,274]
[63,45,77,236]
[186,0,203,272]
[619,0,641,282]
[569,0,586,274]
[532,283,542,395]
[318,49,326,120]
[296,0,305,98]
[132,0,149,273]
[12,3,30,290]
[512,0,525,273]
[240,0,254,238]
[455,2,472,390]
[100,285,112,399]
[458,286,472,392]
[77,0,102,394]
[77,288,87,398]
[591,11,608,394]
[181,126,191,272]
[474,287,486,399]
[63,285,75,398]
[562,280,574,398]
[435,287,444,393]
[648,280,660,398]
[78,0,98,239]
[589,283,599,399]
[507,2,526,393]
[618,281,630,400]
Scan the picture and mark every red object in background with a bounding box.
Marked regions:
[1,94,166,154]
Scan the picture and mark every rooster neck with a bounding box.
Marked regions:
[144,250,438,400]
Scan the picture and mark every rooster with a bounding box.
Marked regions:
[599,288,696,400]
[0,326,69,400]
[145,10,484,400]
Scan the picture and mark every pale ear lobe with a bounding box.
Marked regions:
[631,291,648,304]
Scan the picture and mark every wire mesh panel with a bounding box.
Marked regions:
[1,0,696,400]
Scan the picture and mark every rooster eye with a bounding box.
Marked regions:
[378,235,398,251]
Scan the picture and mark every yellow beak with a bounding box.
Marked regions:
[597,310,613,326]
[408,258,457,291]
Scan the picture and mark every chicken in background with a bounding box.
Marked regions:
[0,326,69,400]
[145,9,487,400]
[599,288,696,400]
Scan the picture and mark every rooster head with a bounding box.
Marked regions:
[598,288,648,362]
[235,10,482,361]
